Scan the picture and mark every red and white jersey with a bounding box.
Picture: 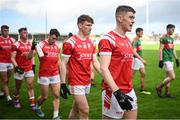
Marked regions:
[0,36,15,63]
[98,31,134,93]
[12,40,32,72]
[62,35,96,86]
[39,40,60,77]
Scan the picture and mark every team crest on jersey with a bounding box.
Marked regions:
[77,45,82,48]
[118,42,125,46]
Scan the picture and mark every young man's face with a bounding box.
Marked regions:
[1,28,9,37]
[79,21,93,36]
[137,31,143,38]
[119,12,135,32]
[167,27,175,35]
[49,34,58,45]
[20,30,28,40]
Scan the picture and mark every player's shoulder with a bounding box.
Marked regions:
[89,39,96,46]
[54,41,61,49]
[66,36,76,43]
[40,39,46,44]
[39,39,47,46]
[101,31,115,41]
[99,31,116,46]
[160,34,167,39]
[64,36,76,48]
[0,36,5,40]
[13,40,21,47]
[9,37,16,42]
[132,37,138,43]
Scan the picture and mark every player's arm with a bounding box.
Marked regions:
[27,49,36,59]
[31,55,36,73]
[92,54,101,75]
[173,48,178,60]
[159,43,164,61]
[60,56,69,84]
[100,55,119,92]
[173,47,179,67]
[27,40,38,59]
[60,56,70,99]
[133,48,147,65]
[158,42,164,68]
[28,49,36,74]
[60,40,73,83]
[58,55,61,77]
[11,51,18,67]
[11,51,24,74]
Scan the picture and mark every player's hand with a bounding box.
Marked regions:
[60,83,70,99]
[158,60,163,68]
[176,59,179,67]
[113,89,133,111]
[32,65,36,74]
[142,59,147,65]
[31,40,38,50]
[15,66,24,74]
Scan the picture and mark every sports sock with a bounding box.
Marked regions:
[6,95,12,101]
[53,111,59,118]
[29,97,35,107]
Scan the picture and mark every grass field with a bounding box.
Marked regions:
[0,44,180,119]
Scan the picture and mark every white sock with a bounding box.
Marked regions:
[6,95,12,100]
[53,111,59,118]
[29,96,35,99]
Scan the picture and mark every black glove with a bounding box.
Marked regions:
[113,89,133,111]
[176,59,179,67]
[60,83,70,99]
[15,66,24,74]
[31,40,38,50]
[32,65,36,74]
[158,60,163,68]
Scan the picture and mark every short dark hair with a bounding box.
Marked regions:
[68,32,73,37]
[50,29,60,37]
[18,27,27,33]
[77,14,94,24]
[1,25,9,31]
[115,5,136,17]
[166,24,175,29]
[136,28,143,34]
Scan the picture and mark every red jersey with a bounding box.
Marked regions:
[12,40,32,72]
[62,35,96,86]
[0,36,15,63]
[98,31,134,93]
[39,40,60,77]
